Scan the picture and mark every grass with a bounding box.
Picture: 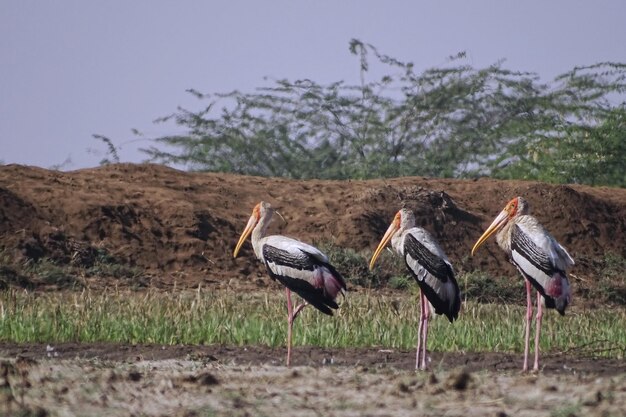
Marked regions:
[0,288,623,359]
[318,240,419,290]
[550,404,581,417]
[594,252,626,304]
[0,245,147,290]
[460,270,526,305]
[387,275,416,291]
[25,258,80,288]
[316,241,383,288]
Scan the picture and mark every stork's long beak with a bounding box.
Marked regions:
[369,221,399,270]
[233,215,257,258]
[471,209,509,256]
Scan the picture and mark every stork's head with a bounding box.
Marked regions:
[471,196,529,256]
[233,201,274,258]
[369,208,415,270]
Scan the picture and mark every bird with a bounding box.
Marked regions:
[369,208,461,370]
[471,196,574,372]
[233,201,347,366]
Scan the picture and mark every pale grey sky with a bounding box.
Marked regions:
[2,1,625,170]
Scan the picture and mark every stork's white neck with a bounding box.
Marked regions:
[251,212,273,260]
[496,220,515,255]
[391,231,405,256]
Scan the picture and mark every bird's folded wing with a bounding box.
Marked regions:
[512,221,571,273]
[404,233,453,282]
[263,243,317,278]
[264,235,329,263]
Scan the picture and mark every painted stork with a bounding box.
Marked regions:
[471,196,574,372]
[369,208,461,370]
[233,201,347,366]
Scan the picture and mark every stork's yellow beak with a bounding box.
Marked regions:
[233,215,257,258]
[471,209,509,256]
[369,221,399,270]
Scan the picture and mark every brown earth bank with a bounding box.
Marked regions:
[0,163,625,297]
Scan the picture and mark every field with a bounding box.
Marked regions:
[1,342,625,417]
[0,290,625,416]
[1,288,624,416]
[1,164,625,416]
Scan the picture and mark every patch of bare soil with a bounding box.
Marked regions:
[1,163,625,295]
[0,343,624,417]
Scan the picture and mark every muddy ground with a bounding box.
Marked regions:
[0,343,625,417]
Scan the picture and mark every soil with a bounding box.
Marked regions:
[1,163,625,292]
[0,343,624,417]
[1,163,625,416]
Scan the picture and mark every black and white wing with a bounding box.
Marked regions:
[402,229,461,322]
[261,235,346,315]
[510,216,572,314]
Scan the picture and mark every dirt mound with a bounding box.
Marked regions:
[0,186,42,235]
[0,163,624,292]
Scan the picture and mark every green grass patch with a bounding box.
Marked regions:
[387,275,417,291]
[319,240,410,289]
[594,252,626,305]
[317,241,382,288]
[25,258,81,288]
[460,270,525,305]
[0,245,148,290]
[0,289,623,359]
[550,403,582,417]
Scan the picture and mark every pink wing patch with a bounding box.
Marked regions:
[321,268,345,300]
[546,273,564,298]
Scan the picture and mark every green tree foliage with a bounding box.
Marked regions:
[141,40,626,186]
[495,104,626,187]
[492,62,626,186]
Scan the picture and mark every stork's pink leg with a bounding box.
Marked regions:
[533,292,543,372]
[523,280,533,372]
[420,292,431,370]
[285,287,294,367]
[292,302,308,320]
[415,291,425,370]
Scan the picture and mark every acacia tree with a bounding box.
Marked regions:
[140,40,626,185]
[496,105,626,186]
[492,63,626,186]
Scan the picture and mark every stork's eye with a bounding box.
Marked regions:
[505,199,517,214]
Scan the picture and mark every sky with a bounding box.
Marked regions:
[2,1,625,170]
